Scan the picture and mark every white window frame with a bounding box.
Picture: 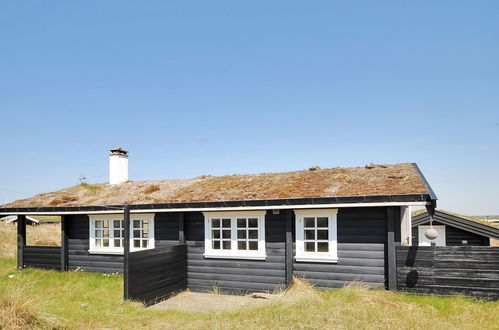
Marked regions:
[294,209,338,263]
[203,210,266,260]
[88,213,155,254]
[418,225,446,247]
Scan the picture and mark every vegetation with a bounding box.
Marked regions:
[1,222,498,329]
[0,222,60,259]
[143,184,160,194]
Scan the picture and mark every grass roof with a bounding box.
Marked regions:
[1,163,428,208]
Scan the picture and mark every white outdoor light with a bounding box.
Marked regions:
[425,228,438,240]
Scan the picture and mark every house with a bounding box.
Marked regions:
[0,215,40,225]
[0,148,438,296]
[412,210,499,246]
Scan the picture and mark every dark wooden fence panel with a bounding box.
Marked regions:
[23,246,61,270]
[127,244,187,305]
[397,246,499,299]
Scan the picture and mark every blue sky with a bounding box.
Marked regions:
[0,1,498,214]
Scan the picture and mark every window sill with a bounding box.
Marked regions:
[88,250,123,255]
[295,257,338,263]
[204,253,267,261]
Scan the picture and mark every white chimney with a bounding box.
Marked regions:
[109,147,128,185]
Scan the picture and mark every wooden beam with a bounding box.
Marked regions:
[60,215,68,271]
[178,212,185,244]
[17,215,26,269]
[123,205,131,300]
[285,210,293,286]
[386,207,397,290]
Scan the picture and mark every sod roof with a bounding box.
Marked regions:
[1,163,430,208]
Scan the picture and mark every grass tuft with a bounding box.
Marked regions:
[143,184,160,194]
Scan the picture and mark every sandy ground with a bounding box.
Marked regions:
[148,291,276,313]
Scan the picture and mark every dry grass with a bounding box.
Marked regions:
[0,222,60,258]
[2,163,428,208]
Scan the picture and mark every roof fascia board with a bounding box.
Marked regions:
[412,163,438,201]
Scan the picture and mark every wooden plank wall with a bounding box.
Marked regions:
[397,246,499,299]
[23,246,61,270]
[412,221,489,246]
[127,244,187,305]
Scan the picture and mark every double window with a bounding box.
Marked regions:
[204,211,266,260]
[89,213,155,254]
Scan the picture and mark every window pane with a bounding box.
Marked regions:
[143,219,149,225]
[103,229,109,238]
[304,217,315,228]
[95,220,102,228]
[305,230,315,240]
[317,230,328,240]
[222,241,231,250]
[213,241,220,249]
[114,240,120,247]
[317,217,328,228]
[133,240,140,248]
[113,220,121,228]
[212,219,220,228]
[212,230,220,239]
[249,241,258,250]
[237,230,246,239]
[114,230,121,238]
[305,242,315,252]
[248,230,258,239]
[222,219,231,228]
[95,230,101,238]
[103,239,109,247]
[133,220,140,228]
[142,230,149,238]
[121,239,124,247]
[222,230,231,239]
[103,220,109,228]
[317,242,329,252]
[142,240,148,248]
[237,218,246,228]
[133,230,140,238]
[143,222,149,230]
[95,239,102,247]
[238,241,247,250]
[248,218,258,228]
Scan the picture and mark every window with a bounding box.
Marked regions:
[89,213,155,254]
[203,211,266,260]
[294,209,338,263]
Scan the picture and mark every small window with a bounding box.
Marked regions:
[89,213,155,254]
[295,209,338,263]
[204,211,266,260]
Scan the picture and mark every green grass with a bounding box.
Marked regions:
[0,258,498,329]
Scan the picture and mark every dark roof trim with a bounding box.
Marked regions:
[0,193,431,214]
[413,210,499,239]
[411,163,437,202]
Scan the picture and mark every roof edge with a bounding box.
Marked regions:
[411,163,437,201]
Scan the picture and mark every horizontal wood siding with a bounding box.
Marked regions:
[155,212,180,247]
[128,245,187,305]
[67,214,123,273]
[397,246,499,299]
[412,221,489,246]
[186,211,286,294]
[294,207,387,289]
[23,246,61,270]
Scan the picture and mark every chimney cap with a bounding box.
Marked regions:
[109,147,128,156]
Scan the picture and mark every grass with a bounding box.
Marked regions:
[0,223,498,329]
[0,222,60,259]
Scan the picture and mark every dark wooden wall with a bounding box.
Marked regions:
[23,246,61,270]
[66,215,123,273]
[127,244,187,305]
[185,211,287,295]
[294,207,388,289]
[397,246,499,299]
[412,221,490,246]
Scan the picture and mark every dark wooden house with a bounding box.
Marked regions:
[412,210,499,246]
[0,150,439,300]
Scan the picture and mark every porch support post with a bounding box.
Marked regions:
[61,215,68,271]
[17,215,26,269]
[285,210,293,286]
[123,205,131,300]
[178,212,185,244]
[386,207,397,290]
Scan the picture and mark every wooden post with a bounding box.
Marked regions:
[386,207,397,290]
[60,215,68,271]
[17,215,26,269]
[123,205,131,300]
[285,210,293,286]
[178,212,185,244]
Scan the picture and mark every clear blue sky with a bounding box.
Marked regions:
[1,1,498,214]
